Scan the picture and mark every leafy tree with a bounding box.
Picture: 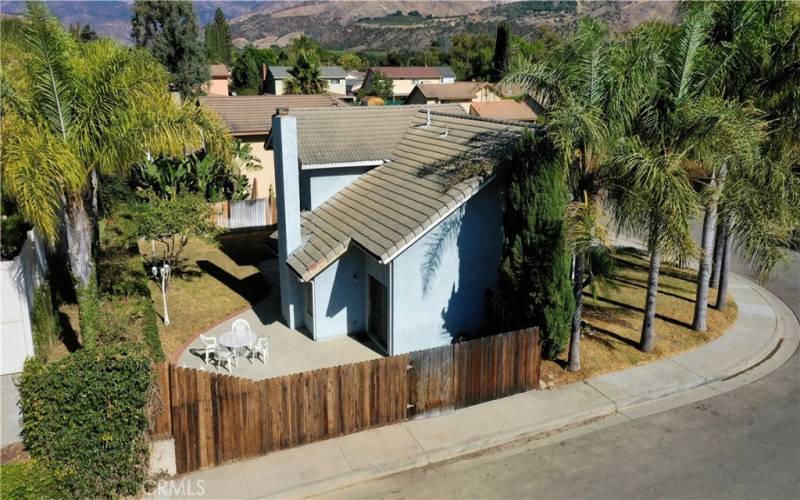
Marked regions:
[338,52,366,71]
[133,193,220,271]
[499,131,575,359]
[204,7,232,65]
[68,23,97,43]
[491,22,511,82]
[448,32,495,81]
[231,46,276,94]
[284,48,328,94]
[358,71,394,101]
[131,0,208,96]
[1,3,231,333]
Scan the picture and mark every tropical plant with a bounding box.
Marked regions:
[284,48,328,95]
[68,22,96,43]
[358,71,394,102]
[131,0,208,96]
[502,18,641,369]
[338,52,366,71]
[681,0,800,320]
[1,3,232,339]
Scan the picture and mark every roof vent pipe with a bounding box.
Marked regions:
[416,108,432,129]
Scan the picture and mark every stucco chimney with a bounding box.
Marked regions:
[272,113,304,329]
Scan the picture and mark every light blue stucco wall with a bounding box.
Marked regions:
[310,247,366,339]
[390,180,503,354]
[299,166,372,210]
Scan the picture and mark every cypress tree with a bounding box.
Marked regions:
[499,131,575,359]
[491,22,511,82]
[205,8,232,65]
[131,0,208,96]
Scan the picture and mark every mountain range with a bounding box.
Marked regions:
[1,1,677,49]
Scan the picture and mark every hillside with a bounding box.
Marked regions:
[229,0,678,50]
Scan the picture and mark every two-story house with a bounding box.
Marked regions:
[264,65,348,96]
[270,105,538,355]
[360,66,457,99]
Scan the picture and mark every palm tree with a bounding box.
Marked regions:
[1,3,232,342]
[502,18,651,370]
[284,48,328,95]
[686,0,798,329]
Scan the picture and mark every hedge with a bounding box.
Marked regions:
[18,344,154,498]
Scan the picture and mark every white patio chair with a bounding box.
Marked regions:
[252,337,269,365]
[199,334,217,365]
[232,318,252,334]
[216,348,237,373]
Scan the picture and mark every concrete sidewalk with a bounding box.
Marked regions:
[153,273,798,499]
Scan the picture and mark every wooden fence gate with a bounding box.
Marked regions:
[150,328,540,474]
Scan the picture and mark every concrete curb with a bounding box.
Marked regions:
[157,273,798,500]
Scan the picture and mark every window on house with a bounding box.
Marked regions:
[330,79,341,84]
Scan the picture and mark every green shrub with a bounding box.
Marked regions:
[0,461,57,499]
[30,281,60,361]
[97,296,165,362]
[18,344,154,498]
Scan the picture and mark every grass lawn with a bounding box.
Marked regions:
[541,247,739,386]
[141,231,271,360]
[0,460,56,499]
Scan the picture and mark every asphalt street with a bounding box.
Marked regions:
[320,249,800,500]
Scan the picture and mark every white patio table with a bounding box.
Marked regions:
[218,329,257,360]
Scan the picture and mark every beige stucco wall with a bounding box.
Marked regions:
[239,135,275,199]
[392,78,442,97]
[208,77,229,96]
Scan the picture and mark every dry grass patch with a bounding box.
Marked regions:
[542,247,738,387]
[140,231,271,359]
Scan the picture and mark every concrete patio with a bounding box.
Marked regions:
[176,269,382,380]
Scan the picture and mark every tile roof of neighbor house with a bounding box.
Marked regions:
[198,94,344,135]
[209,64,230,78]
[412,82,490,101]
[470,100,539,122]
[269,66,348,79]
[287,111,538,281]
[286,104,464,165]
[371,66,455,79]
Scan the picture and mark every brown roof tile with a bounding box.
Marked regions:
[469,100,538,122]
[198,94,344,135]
[209,64,230,78]
[411,82,490,101]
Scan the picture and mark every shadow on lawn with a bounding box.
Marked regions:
[196,259,267,306]
[593,295,692,329]
[610,276,696,303]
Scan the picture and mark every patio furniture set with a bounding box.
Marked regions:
[198,319,269,373]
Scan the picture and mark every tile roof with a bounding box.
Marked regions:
[269,65,348,79]
[411,82,489,101]
[287,104,464,165]
[469,100,538,122]
[198,94,344,135]
[209,64,230,78]
[287,111,537,281]
[370,66,454,79]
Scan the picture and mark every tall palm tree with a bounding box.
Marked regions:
[502,18,651,370]
[1,3,232,340]
[686,0,798,329]
[284,48,328,95]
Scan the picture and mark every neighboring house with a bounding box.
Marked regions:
[405,82,501,111]
[207,64,231,96]
[272,106,535,355]
[198,94,345,198]
[470,100,539,122]
[264,65,348,96]
[361,66,457,99]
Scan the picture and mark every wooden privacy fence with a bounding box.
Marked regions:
[210,196,277,230]
[149,327,540,474]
